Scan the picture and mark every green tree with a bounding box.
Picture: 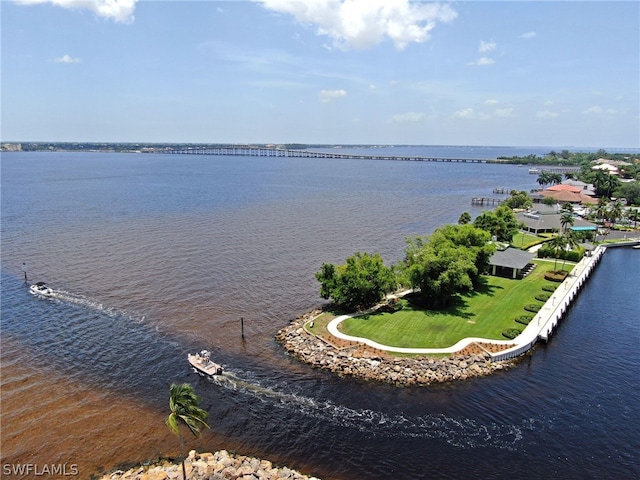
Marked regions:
[594,198,609,224]
[503,191,532,209]
[458,211,472,224]
[537,172,551,188]
[403,225,494,309]
[472,205,519,242]
[548,235,566,272]
[548,172,563,185]
[166,383,210,480]
[560,210,575,234]
[627,208,640,228]
[614,181,640,206]
[316,252,396,311]
[608,200,623,226]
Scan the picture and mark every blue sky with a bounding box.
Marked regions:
[2,0,639,148]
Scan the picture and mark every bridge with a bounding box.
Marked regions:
[158,146,493,163]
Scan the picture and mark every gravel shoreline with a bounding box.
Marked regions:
[99,450,320,480]
[276,311,515,386]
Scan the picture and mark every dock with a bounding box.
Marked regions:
[471,197,503,206]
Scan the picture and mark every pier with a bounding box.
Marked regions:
[471,197,503,206]
[158,146,492,163]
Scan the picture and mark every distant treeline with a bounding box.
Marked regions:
[497,149,636,166]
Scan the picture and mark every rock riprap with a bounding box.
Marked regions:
[100,450,320,480]
[276,312,513,386]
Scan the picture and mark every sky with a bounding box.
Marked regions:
[2,0,639,148]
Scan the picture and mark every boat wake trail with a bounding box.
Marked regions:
[38,289,146,324]
[206,370,543,450]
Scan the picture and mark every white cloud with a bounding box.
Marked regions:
[319,89,347,103]
[453,108,474,119]
[15,0,137,23]
[583,105,603,115]
[54,53,82,63]
[494,108,514,118]
[479,40,496,53]
[256,0,457,50]
[537,110,558,118]
[391,112,425,124]
[484,99,498,105]
[521,31,536,39]
[467,56,494,66]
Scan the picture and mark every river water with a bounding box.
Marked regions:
[1,150,638,479]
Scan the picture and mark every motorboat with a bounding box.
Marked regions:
[528,167,540,174]
[30,281,54,297]
[188,350,223,376]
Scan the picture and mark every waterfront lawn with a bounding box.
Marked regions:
[339,260,560,349]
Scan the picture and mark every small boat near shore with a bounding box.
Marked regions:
[188,350,224,376]
[29,281,54,297]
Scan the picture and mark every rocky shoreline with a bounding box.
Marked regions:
[276,311,515,386]
[99,450,319,480]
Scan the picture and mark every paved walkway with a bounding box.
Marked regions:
[327,244,611,359]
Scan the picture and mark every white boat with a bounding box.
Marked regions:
[30,281,54,297]
[528,167,540,174]
[188,350,223,376]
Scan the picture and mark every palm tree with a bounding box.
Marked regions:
[560,231,579,271]
[627,208,639,229]
[549,173,563,185]
[548,235,566,272]
[537,172,551,188]
[166,383,210,480]
[594,198,609,225]
[608,200,623,227]
[560,210,575,234]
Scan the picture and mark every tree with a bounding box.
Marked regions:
[627,208,640,228]
[316,252,396,311]
[537,172,551,188]
[472,205,519,242]
[548,173,563,185]
[560,231,580,271]
[594,198,609,224]
[403,225,494,309]
[166,383,210,480]
[608,200,623,226]
[548,235,566,272]
[458,212,472,225]
[503,191,532,210]
[614,181,640,206]
[560,210,575,234]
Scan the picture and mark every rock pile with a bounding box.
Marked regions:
[276,314,513,386]
[101,450,319,480]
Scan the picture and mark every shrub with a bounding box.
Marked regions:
[535,293,551,302]
[515,315,533,325]
[545,271,568,282]
[524,304,542,313]
[542,285,556,293]
[502,328,522,339]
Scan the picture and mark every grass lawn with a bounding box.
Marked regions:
[511,232,546,250]
[339,260,568,349]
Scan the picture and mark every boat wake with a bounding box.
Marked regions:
[31,288,146,324]
[205,369,544,450]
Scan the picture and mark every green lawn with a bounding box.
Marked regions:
[511,232,546,250]
[339,260,566,348]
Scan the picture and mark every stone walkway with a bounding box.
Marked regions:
[327,244,609,360]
